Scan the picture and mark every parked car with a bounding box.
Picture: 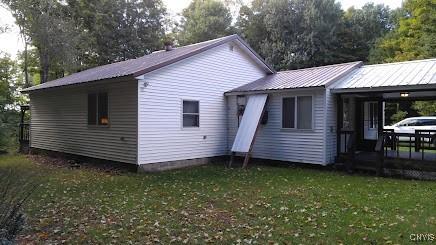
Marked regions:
[384,117,436,144]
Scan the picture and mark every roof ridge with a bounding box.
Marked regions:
[363,58,436,67]
[277,61,362,73]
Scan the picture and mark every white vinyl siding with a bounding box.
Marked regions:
[137,42,266,165]
[228,89,327,165]
[324,88,338,164]
[29,79,137,164]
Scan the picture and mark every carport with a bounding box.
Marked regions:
[331,58,436,175]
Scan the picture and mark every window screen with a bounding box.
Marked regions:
[183,100,199,127]
[297,96,312,129]
[282,97,295,128]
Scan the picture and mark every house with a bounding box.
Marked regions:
[21,35,436,171]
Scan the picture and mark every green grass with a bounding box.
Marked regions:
[1,154,436,244]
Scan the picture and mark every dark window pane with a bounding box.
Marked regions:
[98,93,109,125]
[183,101,199,113]
[297,96,312,129]
[88,94,97,125]
[420,119,436,126]
[282,98,295,128]
[183,115,199,127]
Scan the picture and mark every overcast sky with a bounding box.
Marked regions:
[0,0,403,58]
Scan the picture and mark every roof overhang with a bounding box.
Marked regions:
[21,75,136,94]
[225,86,325,96]
[331,83,436,94]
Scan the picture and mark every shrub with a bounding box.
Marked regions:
[0,169,36,244]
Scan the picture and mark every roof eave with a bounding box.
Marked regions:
[133,35,275,78]
[20,75,136,94]
[224,86,326,96]
[331,83,436,94]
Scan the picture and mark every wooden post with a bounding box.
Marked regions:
[242,152,251,169]
[376,99,384,176]
[228,152,235,168]
[336,95,343,160]
[415,131,420,152]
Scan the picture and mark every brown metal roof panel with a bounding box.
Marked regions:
[228,61,362,93]
[22,35,274,92]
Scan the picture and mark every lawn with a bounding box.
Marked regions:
[1,154,435,244]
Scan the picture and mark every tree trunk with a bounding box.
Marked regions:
[23,41,29,87]
[39,51,50,84]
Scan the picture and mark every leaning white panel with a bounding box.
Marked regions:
[231,94,268,153]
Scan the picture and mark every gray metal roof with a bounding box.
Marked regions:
[227,61,362,94]
[331,58,436,93]
[23,35,274,92]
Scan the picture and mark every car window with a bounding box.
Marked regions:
[397,119,418,126]
[397,119,410,126]
[420,119,436,126]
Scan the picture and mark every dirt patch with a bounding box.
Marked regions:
[27,154,135,175]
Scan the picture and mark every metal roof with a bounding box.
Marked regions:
[227,61,362,94]
[22,35,274,92]
[331,58,436,93]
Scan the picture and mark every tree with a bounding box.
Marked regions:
[340,3,394,62]
[67,0,167,68]
[0,53,22,151]
[3,0,167,83]
[237,0,346,70]
[177,0,234,46]
[412,101,436,116]
[3,0,81,83]
[369,0,436,63]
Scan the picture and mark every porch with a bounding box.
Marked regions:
[336,92,436,174]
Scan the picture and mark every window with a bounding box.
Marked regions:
[297,96,312,129]
[183,100,199,127]
[282,98,295,128]
[282,96,312,129]
[368,102,378,129]
[420,119,436,126]
[88,92,109,126]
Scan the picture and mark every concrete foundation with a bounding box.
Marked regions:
[137,156,228,173]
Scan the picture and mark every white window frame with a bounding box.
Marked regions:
[281,95,314,130]
[181,99,200,129]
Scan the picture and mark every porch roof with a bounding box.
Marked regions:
[226,61,362,94]
[331,58,436,94]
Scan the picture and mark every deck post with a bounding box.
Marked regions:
[336,94,343,160]
[377,99,384,175]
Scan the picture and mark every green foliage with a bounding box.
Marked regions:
[237,0,393,70]
[2,0,167,83]
[0,53,23,152]
[2,154,436,243]
[412,101,436,116]
[341,3,394,62]
[67,0,167,68]
[369,0,436,63]
[176,0,234,46]
[0,168,36,243]
[390,110,408,124]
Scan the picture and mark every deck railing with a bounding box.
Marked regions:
[382,129,436,161]
[19,123,30,143]
[339,130,355,155]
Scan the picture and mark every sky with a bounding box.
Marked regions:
[0,0,403,58]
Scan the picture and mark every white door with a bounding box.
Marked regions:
[364,101,378,140]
